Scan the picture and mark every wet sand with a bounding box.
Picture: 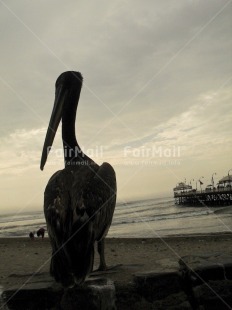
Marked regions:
[1,233,232,290]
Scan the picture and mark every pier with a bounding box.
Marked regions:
[174,188,232,206]
[174,173,232,206]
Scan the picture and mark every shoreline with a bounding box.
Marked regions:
[0,230,231,240]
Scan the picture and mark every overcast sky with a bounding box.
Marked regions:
[0,0,231,213]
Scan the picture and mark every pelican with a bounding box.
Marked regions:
[40,71,116,287]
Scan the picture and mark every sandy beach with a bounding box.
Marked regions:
[1,233,232,291]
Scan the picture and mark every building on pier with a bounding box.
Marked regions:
[218,175,232,190]
[174,177,232,206]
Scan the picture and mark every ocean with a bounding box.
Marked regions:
[0,197,232,238]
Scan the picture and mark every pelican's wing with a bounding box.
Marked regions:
[82,162,117,240]
[44,170,73,238]
[43,169,77,286]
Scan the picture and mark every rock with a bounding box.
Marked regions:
[115,283,153,310]
[179,253,232,284]
[193,280,232,310]
[133,270,182,301]
[2,281,63,310]
[179,254,232,309]
[60,277,116,310]
[0,285,9,310]
[2,274,116,310]
[152,291,192,310]
[192,264,225,284]
[224,263,232,280]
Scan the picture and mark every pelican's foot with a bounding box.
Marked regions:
[97,264,107,272]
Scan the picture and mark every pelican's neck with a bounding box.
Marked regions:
[61,98,85,166]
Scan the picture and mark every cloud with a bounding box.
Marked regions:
[103,84,232,168]
[0,0,231,207]
[0,128,44,175]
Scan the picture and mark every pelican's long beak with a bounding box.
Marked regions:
[40,85,67,170]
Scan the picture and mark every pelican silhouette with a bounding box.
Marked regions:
[40,71,116,287]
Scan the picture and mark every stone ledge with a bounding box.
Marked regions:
[179,253,232,284]
[193,280,232,310]
[2,276,116,310]
[179,253,232,310]
[2,253,232,309]
[61,278,116,310]
[133,269,183,301]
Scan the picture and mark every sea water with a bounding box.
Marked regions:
[0,197,231,238]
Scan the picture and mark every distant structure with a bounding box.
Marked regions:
[174,173,232,206]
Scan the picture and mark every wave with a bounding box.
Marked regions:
[1,197,231,238]
[116,197,173,208]
[214,206,232,214]
[0,212,44,225]
[0,222,46,231]
[112,208,214,226]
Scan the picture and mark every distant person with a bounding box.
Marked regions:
[37,227,45,239]
[29,232,34,240]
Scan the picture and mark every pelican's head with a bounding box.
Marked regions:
[40,71,83,170]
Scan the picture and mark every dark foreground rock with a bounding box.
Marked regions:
[133,270,182,301]
[116,284,192,310]
[179,253,232,309]
[60,278,116,310]
[2,252,232,309]
[2,273,62,310]
[2,274,116,310]
[131,269,192,310]
[193,280,232,310]
[179,252,232,284]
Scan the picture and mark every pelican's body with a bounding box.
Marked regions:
[41,71,116,286]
